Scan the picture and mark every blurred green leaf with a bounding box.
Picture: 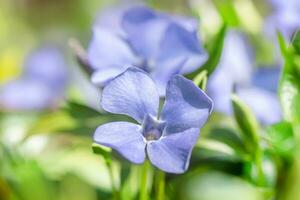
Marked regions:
[292,30,300,54]
[244,152,277,188]
[187,24,227,78]
[278,31,300,122]
[266,121,295,159]
[92,143,111,161]
[197,139,243,162]
[213,0,240,27]
[231,94,260,153]
[27,101,133,137]
[193,70,208,91]
[207,127,248,158]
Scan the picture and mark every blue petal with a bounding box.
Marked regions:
[156,23,208,74]
[0,79,55,111]
[122,6,168,58]
[237,87,282,125]
[102,67,160,123]
[252,67,281,93]
[91,68,125,86]
[24,47,67,91]
[87,28,137,70]
[147,128,199,174]
[152,57,186,96]
[121,6,157,27]
[160,75,213,134]
[94,122,146,164]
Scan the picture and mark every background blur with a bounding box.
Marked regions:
[1,0,300,200]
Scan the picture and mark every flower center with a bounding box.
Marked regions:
[142,114,165,141]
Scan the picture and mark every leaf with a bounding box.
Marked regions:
[193,70,208,91]
[278,31,300,122]
[27,101,133,137]
[92,143,111,160]
[231,94,260,153]
[207,127,248,157]
[187,24,227,79]
[292,30,300,54]
[213,0,240,27]
[266,121,295,159]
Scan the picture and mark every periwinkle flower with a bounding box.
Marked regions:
[0,46,67,111]
[207,31,281,125]
[93,67,213,173]
[88,5,207,95]
[266,0,300,38]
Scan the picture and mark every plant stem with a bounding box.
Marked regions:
[156,170,165,200]
[140,160,150,200]
[105,159,119,200]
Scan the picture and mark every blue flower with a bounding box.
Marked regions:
[0,46,68,111]
[207,31,281,125]
[93,67,213,173]
[88,5,207,95]
[266,0,300,38]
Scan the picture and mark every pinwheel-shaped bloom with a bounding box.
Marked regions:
[88,6,207,95]
[93,67,213,173]
[207,31,281,125]
[0,46,67,111]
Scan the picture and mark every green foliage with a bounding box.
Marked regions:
[27,101,133,137]
[278,31,300,122]
[193,70,208,91]
[231,94,260,154]
[266,122,295,159]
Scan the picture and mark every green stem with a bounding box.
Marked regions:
[255,148,265,186]
[140,160,150,200]
[156,170,165,200]
[105,159,119,200]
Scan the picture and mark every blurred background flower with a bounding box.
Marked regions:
[0,46,68,111]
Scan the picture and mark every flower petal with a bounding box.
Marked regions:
[237,87,282,125]
[156,23,208,74]
[152,57,186,96]
[147,128,200,174]
[91,68,125,86]
[24,47,67,90]
[87,28,137,70]
[0,79,55,111]
[161,75,213,134]
[122,6,168,58]
[94,122,146,164]
[102,67,160,123]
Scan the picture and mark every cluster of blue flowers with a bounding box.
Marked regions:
[89,6,213,173]
[87,6,207,95]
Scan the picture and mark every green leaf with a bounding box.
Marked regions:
[213,0,240,27]
[92,143,111,158]
[187,25,227,79]
[231,94,260,153]
[27,101,133,137]
[278,31,300,122]
[207,127,248,157]
[292,30,300,54]
[193,70,208,91]
[265,121,295,159]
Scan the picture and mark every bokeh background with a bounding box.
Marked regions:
[1,0,300,200]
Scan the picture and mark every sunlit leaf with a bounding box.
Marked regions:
[278,31,300,122]
[231,94,260,153]
[266,121,295,159]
